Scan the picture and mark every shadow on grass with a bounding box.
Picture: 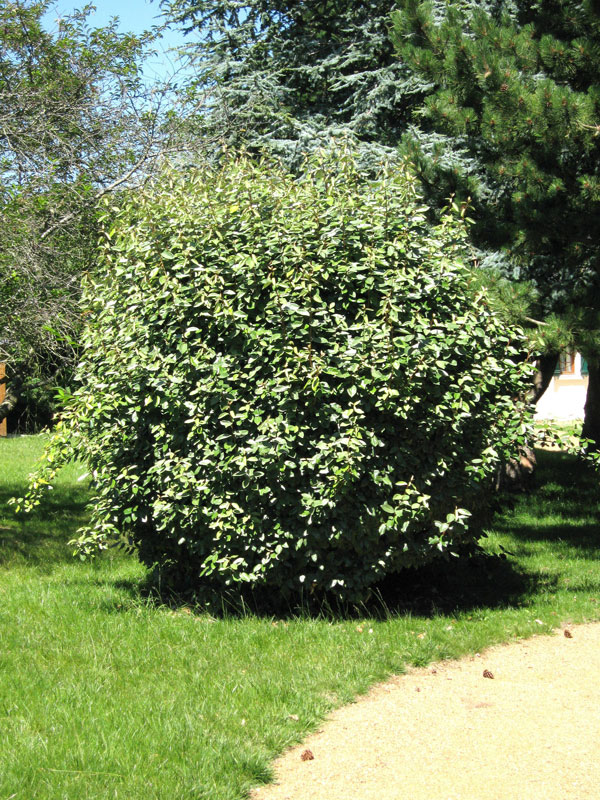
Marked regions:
[370,552,550,617]
[0,484,89,569]
[126,549,548,621]
[500,522,600,555]
[491,449,600,553]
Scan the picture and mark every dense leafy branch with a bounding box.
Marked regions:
[19,150,535,603]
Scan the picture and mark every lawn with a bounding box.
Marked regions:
[1,435,599,799]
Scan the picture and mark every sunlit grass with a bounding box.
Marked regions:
[1,436,599,799]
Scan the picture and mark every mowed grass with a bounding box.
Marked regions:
[1,436,599,800]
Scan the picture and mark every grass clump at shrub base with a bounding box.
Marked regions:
[24,148,534,602]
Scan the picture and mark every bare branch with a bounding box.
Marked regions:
[525,316,549,327]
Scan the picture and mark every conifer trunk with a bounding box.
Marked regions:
[496,353,557,491]
[582,362,600,451]
[530,353,559,405]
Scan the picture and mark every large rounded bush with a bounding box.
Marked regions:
[36,152,533,601]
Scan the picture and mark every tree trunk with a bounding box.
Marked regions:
[529,352,559,405]
[582,361,600,450]
[496,352,558,491]
[495,447,536,492]
[0,372,21,425]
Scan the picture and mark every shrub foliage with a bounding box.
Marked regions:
[24,151,533,601]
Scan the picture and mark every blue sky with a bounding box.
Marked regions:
[43,1,198,81]
[44,0,168,33]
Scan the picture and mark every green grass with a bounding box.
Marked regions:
[1,436,599,799]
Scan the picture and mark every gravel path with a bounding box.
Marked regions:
[252,623,600,800]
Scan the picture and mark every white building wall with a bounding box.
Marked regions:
[535,352,588,420]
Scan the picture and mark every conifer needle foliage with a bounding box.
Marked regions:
[165,0,427,166]
[392,0,600,347]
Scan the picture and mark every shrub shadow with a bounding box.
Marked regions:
[0,485,89,568]
[131,548,547,621]
[366,551,549,618]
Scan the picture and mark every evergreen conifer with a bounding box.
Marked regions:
[165,0,427,165]
[392,0,600,443]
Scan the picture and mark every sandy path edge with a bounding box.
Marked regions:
[252,622,600,800]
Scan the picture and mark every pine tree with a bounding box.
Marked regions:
[392,0,600,444]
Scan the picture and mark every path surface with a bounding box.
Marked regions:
[252,623,600,800]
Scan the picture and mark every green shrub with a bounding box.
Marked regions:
[24,150,534,602]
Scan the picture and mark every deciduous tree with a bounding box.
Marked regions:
[0,0,176,427]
